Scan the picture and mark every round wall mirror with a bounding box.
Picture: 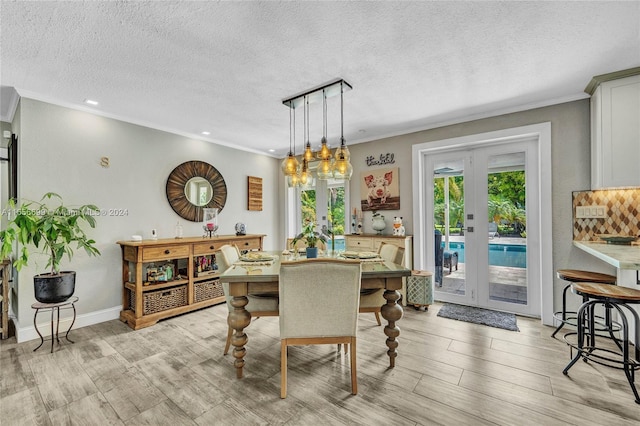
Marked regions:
[184,176,213,206]
[166,161,227,222]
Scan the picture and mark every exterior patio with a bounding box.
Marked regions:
[436,236,528,305]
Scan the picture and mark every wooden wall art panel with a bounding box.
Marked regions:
[248,176,263,211]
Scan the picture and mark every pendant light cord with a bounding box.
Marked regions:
[292,103,296,155]
[289,103,293,155]
[323,89,327,140]
[340,81,345,147]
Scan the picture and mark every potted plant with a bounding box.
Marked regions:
[0,193,101,303]
[292,221,327,258]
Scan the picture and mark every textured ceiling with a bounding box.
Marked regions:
[1,1,639,157]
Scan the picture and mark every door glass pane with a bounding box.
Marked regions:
[327,179,345,251]
[300,188,316,225]
[487,152,528,305]
[434,159,465,295]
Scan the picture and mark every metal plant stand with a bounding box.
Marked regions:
[32,296,78,353]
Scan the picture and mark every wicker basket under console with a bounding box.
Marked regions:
[194,279,224,303]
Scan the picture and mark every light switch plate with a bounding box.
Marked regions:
[575,205,607,219]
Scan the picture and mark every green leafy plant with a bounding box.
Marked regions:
[292,221,327,249]
[0,193,101,274]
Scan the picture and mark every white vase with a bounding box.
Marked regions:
[372,215,386,234]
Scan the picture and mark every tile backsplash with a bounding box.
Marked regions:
[572,188,640,241]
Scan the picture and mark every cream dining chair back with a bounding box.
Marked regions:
[217,244,279,355]
[278,258,362,399]
[359,242,405,326]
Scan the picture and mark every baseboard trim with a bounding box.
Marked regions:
[16,305,122,343]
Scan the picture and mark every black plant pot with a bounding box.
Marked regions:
[306,247,318,258]
[34,271,76,303]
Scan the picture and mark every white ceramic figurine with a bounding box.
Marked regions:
[392,216,405,236]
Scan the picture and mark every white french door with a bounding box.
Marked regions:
[286,175,350,240]
[424,140,541,316]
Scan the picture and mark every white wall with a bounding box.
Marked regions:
[12,98,281,340]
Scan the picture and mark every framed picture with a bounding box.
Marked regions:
[360,167,400,211]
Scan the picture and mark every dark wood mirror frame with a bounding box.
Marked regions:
[166,160,227,222]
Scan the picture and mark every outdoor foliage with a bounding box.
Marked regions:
[434,171,526,235]
[300,186,346,235]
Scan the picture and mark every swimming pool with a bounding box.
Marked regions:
[443,241,527,268]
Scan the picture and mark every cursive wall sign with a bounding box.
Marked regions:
[366,153,395,166]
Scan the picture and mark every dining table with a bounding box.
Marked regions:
[221,250,412,378]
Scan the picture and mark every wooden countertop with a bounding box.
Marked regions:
[116,234,266,247]
[573,241,640,270]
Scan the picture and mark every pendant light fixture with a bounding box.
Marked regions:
[281,104,299,177]
[281,79,352,182]
[332,81,353,180]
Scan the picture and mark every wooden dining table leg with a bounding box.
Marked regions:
[229,295,251,378]
[381,288,403,367]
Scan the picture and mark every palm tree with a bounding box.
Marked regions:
[488,195,511,224]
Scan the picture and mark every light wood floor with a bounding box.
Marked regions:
[1,302,639,425]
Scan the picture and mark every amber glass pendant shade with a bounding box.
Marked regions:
[281,153,299,176]
[318,138,331,160]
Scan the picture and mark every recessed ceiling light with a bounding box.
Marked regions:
[268,149,276,153]
[84,99,99,106]
[201,131,210,135]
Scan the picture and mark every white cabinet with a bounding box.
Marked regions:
[588,71,640,189]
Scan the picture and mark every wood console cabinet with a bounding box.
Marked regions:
[117,234,264,330]
[344,234,413,303]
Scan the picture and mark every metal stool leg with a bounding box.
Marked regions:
[563,300,594,374]
[611,303,640,404]
[552,284,572,338]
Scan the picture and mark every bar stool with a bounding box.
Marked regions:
[551,269,617,338]
[562,282,640,404]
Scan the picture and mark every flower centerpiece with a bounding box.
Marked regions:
[292,221,327,258]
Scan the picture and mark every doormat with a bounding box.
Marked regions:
[437,303,519,331]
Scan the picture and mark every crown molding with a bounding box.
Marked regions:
[12,88,281,159]
[348,92,589,146]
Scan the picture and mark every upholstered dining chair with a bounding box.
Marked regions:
[279,258,362,399]
[359,242,405,326]
[217,244,279,355]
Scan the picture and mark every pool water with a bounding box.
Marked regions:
[329,237,346,251]
[443,241,527,268]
